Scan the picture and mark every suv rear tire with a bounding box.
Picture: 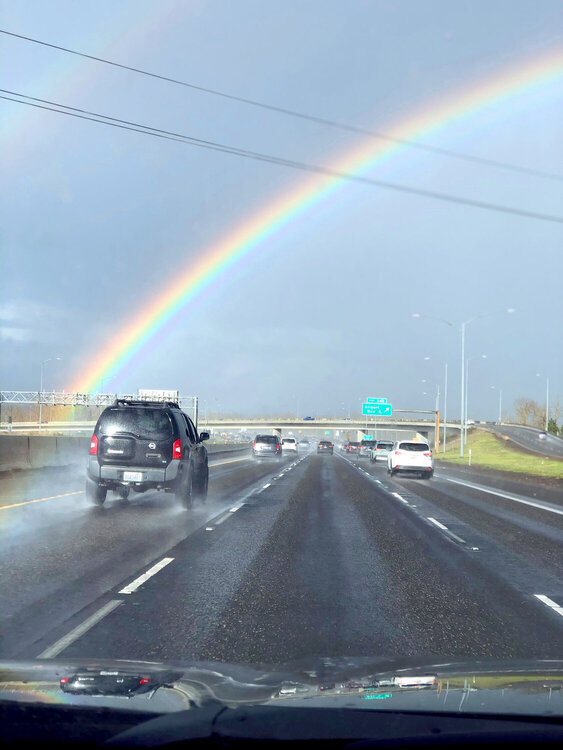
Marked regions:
[195,466,208,502]
[86,478,107,506]
[175,469,193,509]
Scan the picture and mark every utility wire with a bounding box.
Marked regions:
[1,27,561,182]
[2,89,562,225]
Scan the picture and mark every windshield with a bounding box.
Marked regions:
[1,0,562,733]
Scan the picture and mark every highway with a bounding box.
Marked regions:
[0,448,562,665]
[486,423,563,458]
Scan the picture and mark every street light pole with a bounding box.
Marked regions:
[499,388,502,423]
[443,362,448,452]
[546,377,550,432]
[460,322,465,456]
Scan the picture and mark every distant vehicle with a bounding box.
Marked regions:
[317,440,334,455]
[303,416,315,421]
[298,440,310,449]
[86,399,209,508]
[358,439,375,459]
[346,441,360,453]
[538,432,547,440]
[253,434,282,459]
[369,440,394,463]
[387,440,433,478]
[282,437,298,453]
[465,419,476,426]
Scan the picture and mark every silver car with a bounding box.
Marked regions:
[369,440,394,463]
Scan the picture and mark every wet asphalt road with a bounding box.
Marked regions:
[0,450,562,665]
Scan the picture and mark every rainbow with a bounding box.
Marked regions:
[71,48,563,392]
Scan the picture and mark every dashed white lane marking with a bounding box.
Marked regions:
[535,595,563,617]
[442,477,563,516]
[0,490,84,511]
[261,483,271,490]
[119,557,174,594]
[229,506,240,512]
[205,527,214,531]
[428,517,448,530]
[392,492,408,504]
[37,599,122,659]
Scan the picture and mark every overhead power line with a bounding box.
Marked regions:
[2,89,562,226]
[1,27,561,182]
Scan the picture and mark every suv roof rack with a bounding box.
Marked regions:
[113,399,180,409]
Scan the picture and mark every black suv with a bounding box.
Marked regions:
[86,400,209,508]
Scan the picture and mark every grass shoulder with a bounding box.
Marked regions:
[437,429,563,479]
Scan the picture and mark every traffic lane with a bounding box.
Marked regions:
[399,475,563,578]
[31,454,310,661]
[352,455,563,571]
[343,456,563,604]
[434,462,563,506]
[202,454,562,663]
[0,453,300,658]
[487,424,563,458]
[53,454,562,666]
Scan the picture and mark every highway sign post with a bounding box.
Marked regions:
[362,403,392,416]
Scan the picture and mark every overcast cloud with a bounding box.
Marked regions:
[1,0,561,418]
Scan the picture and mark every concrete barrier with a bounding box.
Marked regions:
[0,435,249,472]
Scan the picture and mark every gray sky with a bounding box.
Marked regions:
[1,0,562,419]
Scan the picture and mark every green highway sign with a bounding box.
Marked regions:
[366,397,388,404]
[362,402,392,416]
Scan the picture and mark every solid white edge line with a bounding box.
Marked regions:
[535,595,563,617]
[37,600,122,659]
[442,477,563,516]
[428,517,448,531]
[119,557,174,594]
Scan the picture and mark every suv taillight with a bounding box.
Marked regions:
[276,444,280,450]
[424,451,432,457]
[172,438,182,459]
[253,442,257,448]
[395,450,402,455]
[90,434,98,455]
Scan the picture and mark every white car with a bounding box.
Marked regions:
[369,440,394,462]
[282,437,298,453]
[387,440,434,478]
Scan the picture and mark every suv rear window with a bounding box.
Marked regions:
[255,435,277,444]
[282,438,296,443]
[377,442,393,449]
[98,408,174,440]
[319,441,332,445]
[399,442,429,452]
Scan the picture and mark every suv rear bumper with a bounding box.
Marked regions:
[87,457,180,483]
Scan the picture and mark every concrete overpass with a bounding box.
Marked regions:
[199,417,462,450]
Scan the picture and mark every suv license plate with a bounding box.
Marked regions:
[123,471,143,482]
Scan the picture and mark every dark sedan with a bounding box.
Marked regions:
[317,440,334,455]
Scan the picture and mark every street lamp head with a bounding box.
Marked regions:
[481,354,487,359]
[424,356,431,361]
[507,308,516,314]
[412,313,421,318]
